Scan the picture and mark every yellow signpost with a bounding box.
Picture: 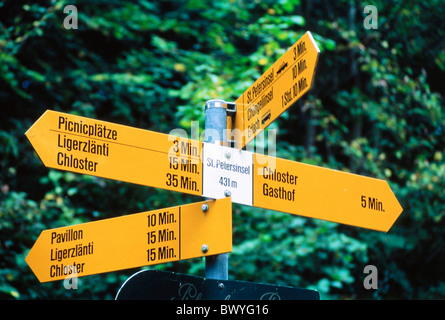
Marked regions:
[230,31,320,149]
[25,28,404,285]
[26,197,232,282]
[252,155,403,232]
[25,110,203,196]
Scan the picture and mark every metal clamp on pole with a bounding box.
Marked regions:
[204,99,230,280]
[225,102,236,115]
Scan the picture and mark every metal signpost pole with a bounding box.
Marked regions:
[204,99,230,280]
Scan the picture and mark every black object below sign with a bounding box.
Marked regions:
[116,270,319,300]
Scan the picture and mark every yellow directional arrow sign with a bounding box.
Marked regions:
[252,155,403,232]
[230,31,320,149]
[26,197,232,282]
[202,146,403,232]
[25,110,203,196]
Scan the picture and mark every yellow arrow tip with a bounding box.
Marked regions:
[306,31,321,53]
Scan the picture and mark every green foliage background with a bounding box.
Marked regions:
[1,0,444,299]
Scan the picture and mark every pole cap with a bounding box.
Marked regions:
[205,99,236,113]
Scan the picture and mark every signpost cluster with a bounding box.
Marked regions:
[25,31,403,299]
